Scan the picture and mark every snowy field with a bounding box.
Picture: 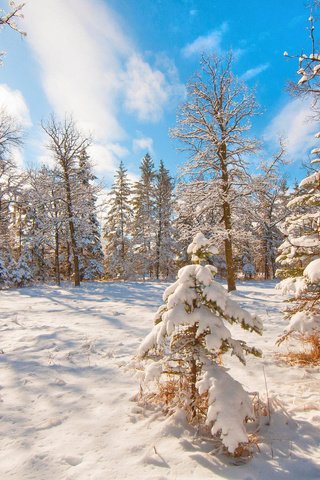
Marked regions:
[0,280,319,479]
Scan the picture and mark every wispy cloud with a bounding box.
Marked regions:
[182,23,228,57]
[241,63,270,81]
[24,0,128,142]
[264,98,318,161]
[132,136,154,153]
[23,0,183,176]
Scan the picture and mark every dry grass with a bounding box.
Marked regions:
[142,377,208,424]
[140,378,266,460]
[277,333,320,366]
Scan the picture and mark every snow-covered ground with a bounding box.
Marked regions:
[0,280,319,479]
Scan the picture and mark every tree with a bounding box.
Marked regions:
[172,53,259,291]
[104,161,133,279]
[27,166,65,285]
[132,153,156,279]
[276,137,320,345]
[42,115,91,287]
[285,3,320,109]
[249,145,288,279]
[135,233,262,454]
[154,160,176,279]
[0,1,26,63]
[9,248,32,287]
[76,148,104,280]
[0,253,8,287]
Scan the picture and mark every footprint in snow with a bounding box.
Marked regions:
[63,456,83,466]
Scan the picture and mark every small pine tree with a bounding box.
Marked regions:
[135,232,262,454]
[277,136,320,344]
[9,251,32,287]
[0,255,9,287]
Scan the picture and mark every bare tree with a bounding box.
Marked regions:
[42,115,91,287]
[0,1,26,63]
[171,53,259,291]
[285,3,320,109]
[0,1,25,32]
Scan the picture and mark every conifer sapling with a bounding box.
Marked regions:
[135,232,263,454]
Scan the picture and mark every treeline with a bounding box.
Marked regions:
[1,54,316,290]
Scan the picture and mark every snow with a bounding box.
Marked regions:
[197,365,254,453]
[288,310,320,334]
[0,280,320,478]
[299,171,320,188]
[304,258,320,283]
[298,74,308,85]
[186,232,218,262]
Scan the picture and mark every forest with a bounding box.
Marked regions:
[0,1,319,479]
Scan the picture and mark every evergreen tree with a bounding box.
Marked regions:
[0,254,8,287]
[9,249,32,287]
[154,160,176,279]
[104,161,133,279]
[77,148,104,280]
[136,232,262,454]
[277,135,320,341]
[132,153,156,279]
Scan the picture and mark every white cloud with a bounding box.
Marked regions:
[24,0,129,142]
[132,136,154,153]
[123,54,170,122]
[23,0,183,177]
[264,98,318,160]
[88,142,129,175]
[0,84,31,127]
[182,23,228,57]
[241,63,270,81]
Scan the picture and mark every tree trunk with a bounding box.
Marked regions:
[189,324,198,419]
[54,227,61,286]
[63,168,80,287]
[220,142,236,292]
[155,221,162,280]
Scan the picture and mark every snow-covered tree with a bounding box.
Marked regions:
[249,146,288,279]
[26,166,65,284]
[284,3,320,113]
[172,53,259,291]
[104,161,133,279]
[154,160,176,279]
[9,249,32,287]
[277,136,320,342]
[131,153,156,279]
[0,1,26,64]
[135,232,262,454]
[0,254,8,287]
[76,148,104,280]
[42,115,91,287]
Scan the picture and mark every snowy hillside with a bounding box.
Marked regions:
[0,281,319,479]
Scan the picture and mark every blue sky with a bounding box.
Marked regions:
[0,0,318,186]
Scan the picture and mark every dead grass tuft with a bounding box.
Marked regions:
[277,333,320,366]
